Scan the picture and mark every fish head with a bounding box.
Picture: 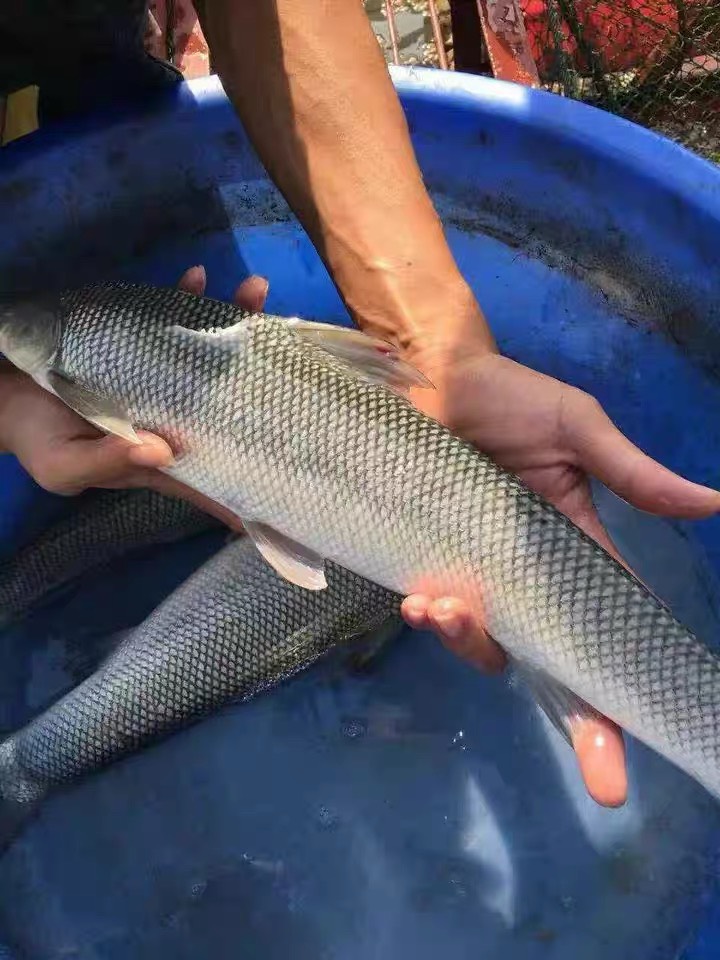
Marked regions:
[0,296,61,378]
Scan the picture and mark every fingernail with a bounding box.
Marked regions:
[573,720,628,808]
[250,276,269,310]
[431,598,463,638]
[130,447,173,468]
[130,434,175,467]
[434,611,462,640]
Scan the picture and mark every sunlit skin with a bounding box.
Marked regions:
[571,720,628,808]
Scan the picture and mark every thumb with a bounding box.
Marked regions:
[36,432,173,495]
[567,396,720,519]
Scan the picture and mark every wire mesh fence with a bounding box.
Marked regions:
[522,0,720,159]
[366,0,720,161]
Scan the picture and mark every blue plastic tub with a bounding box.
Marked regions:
[1,69,720,959]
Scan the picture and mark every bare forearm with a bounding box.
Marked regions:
[202,0,495,354]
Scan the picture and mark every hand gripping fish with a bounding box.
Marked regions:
[1,281,718,800]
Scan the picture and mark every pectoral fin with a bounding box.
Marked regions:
[244,521,327,590]
[47,371,141,445]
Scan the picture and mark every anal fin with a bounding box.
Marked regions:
[245,521,327,591]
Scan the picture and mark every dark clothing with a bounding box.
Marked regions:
[0,1,182,122]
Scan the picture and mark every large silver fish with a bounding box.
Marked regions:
[0,535,401,847]
[1,281,718,798]
[0,488,221,624]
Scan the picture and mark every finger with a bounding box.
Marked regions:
[401,594,432,631]
[554,479,628,566]
[570,715,628,807]
[233,275,269,313]
[516,660,629,807]
[402,595,506,673]
[567,397,720,519]
[35,432,173,495]
[126,431,175,468]
[177,265,207,296]
[556,481,669,620]
[428,597,506,673]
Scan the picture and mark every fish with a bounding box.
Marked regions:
[0,534,402,848]
[1,280,719,799]
[0,487,221,625]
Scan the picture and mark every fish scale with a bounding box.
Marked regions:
[0,538,399,804]
[2,280,720,800]
[0,488,221,624]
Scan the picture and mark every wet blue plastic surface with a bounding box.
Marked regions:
[1,69,720,958]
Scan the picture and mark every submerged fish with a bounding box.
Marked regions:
[1,281,719,799]
[0,488,221,625]
[0,535,402,847]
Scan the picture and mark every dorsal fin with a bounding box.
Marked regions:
[167,322,251,351]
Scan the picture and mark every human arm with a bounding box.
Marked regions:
[197,0,720,806]
[198,0,492,357]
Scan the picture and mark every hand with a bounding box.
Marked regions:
[399,312,720,807]
[0,267,267,532]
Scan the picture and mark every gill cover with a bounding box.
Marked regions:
[0,295,140,444]
[0,297,59,378]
